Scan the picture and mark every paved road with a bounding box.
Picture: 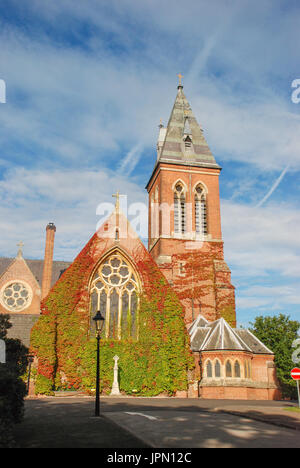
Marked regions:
[13,397,149,448]
[13,396,300,448]
[105,409,300,448]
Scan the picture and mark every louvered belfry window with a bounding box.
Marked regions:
[90,252,139,340]
[195,184,207,236]
[174,183,186,234]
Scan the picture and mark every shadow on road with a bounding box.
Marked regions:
[12,397,300,448]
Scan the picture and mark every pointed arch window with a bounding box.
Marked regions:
[214,360,221,378]
[234,360,241,378]
[225,360,232,378]
[206,360,213,378]
[90,252,139,340]
[194,184,207,236]
[174,183,186,235]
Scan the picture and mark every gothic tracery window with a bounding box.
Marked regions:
[194,184,207,236]
[174,183,186,235]
[90,252,139,340]
[0,281,32,312]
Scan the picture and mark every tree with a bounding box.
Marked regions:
[0,314,12,340]
[0,314,27,447]
[250,314,300,399]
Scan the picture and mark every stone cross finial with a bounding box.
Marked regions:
[16,241,24,258]
[112,191,126,214]
[112,191,120,211]
[177,73,184,86]
[110,355,121,396]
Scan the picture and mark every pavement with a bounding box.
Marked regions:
[13,395,300,448]
[13,397,149,448]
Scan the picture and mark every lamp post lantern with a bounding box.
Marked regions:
[93,310,105,417]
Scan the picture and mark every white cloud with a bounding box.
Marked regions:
[0,0,299,324]
[0,0,299,173]
[222,200,300,277]
[0,166,146,260]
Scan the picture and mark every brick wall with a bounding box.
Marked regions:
[147,161,236,325]
[6,314,39,347]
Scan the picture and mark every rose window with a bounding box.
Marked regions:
[2,282,32,311]
[90,253,139,340]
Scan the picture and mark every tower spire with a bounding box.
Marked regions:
[154,82,220,170]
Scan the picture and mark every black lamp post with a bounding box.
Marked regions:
[27,354,34,395]
[93,310,105,417]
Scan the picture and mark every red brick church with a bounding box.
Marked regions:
[0,81,280,399]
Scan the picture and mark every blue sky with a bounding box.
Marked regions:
[0,0,299,326]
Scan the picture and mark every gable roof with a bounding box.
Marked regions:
[190,315,274,355]
[0,257,71,288]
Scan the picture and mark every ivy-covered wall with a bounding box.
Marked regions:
[30,221,194,396]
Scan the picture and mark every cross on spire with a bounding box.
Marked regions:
[177,73,184,87]
[16,241,24,258]
[112,191,126,212]
[112,191,120,211]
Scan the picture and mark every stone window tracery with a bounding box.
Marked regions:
[90,252,139,340]
[1,281,32,312]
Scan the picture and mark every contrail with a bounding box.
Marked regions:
[118,143,143,176]
[256,165,290,207]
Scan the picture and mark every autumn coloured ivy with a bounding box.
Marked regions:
[30,232,194,396]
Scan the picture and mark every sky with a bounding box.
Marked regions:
[0,0,299,327]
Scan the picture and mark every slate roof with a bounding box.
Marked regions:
[190,315,274,355]
[0,257,71,288]
[158,85,221,170]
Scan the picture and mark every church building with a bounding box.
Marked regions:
[0,81,281,399]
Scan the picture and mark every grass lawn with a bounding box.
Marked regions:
[283,406,300,413]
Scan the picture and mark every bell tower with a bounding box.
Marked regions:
[146,79,236,326]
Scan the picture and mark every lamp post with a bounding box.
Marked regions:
[93,310,105,417]
[27,354,34,395]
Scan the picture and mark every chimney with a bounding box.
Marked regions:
[41,223,56,300]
